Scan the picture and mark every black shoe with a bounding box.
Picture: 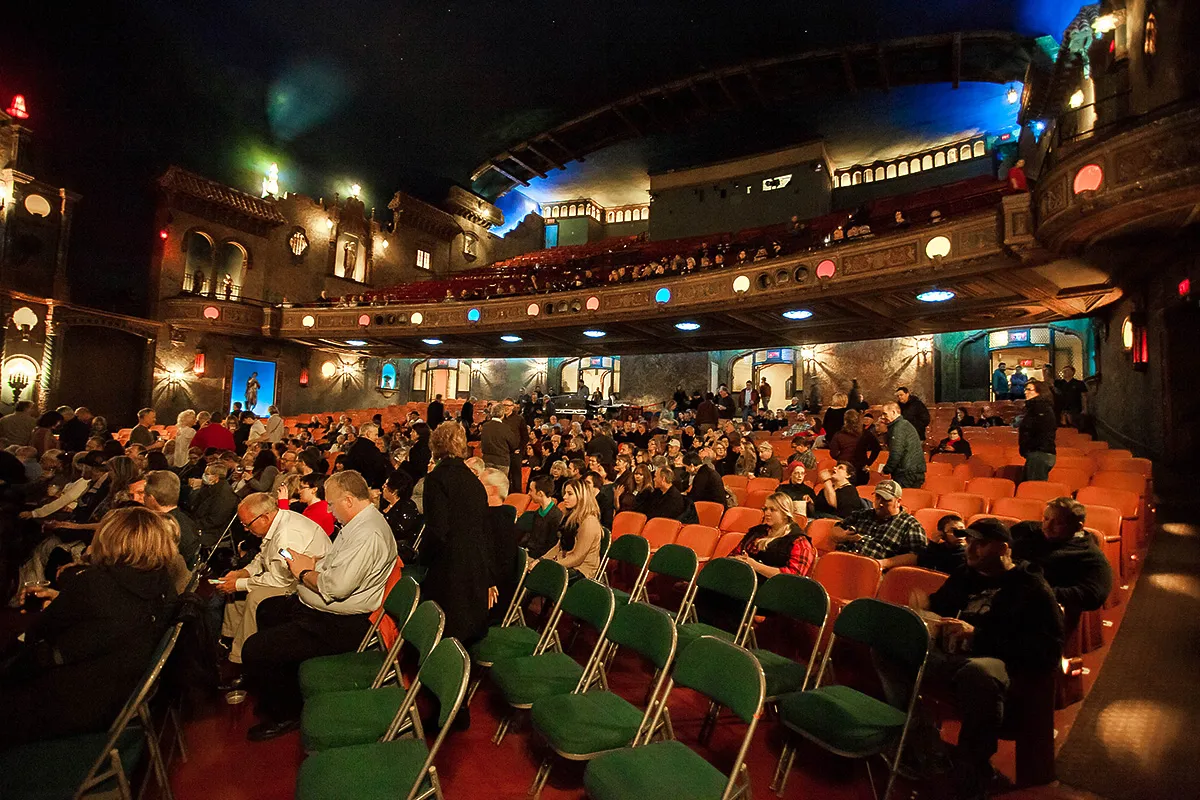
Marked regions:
[247,718,299,742]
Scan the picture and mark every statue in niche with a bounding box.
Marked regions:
[343,239,358,276]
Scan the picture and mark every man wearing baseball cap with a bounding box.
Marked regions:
[831,479,927,569]
[905,517,1064,798]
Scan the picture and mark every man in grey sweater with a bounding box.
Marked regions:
[880,403,926,488]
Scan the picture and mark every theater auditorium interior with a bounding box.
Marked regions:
[1,1,1198,798]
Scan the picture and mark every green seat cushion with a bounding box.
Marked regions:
[299,650,387,699]
[0,728,143,800]
[777,684,907,756]
[469,626,541,666]
[531,691,644,756]
[583,740,728,800]
[752,648,808,698]
[611,587,631,605]
[491,652,584,707]
[296,738,430,800]
[676,622,734,653]
[301,686,405,752]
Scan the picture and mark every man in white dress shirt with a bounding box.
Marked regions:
[242,470,397,741]
[215,492,329,664]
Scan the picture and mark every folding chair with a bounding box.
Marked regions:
[296,639,471,800]
[300,601,445,752]
[299,576,420,699]
[0,623,183,800]
[490,579,616,744]
[745,574,829,700]
[601,534,651,603]
[583,637,765,800]
[693,501,726,529]
[771,599,930,799]
[637,543,702,619]
[528,603,679,798]
[676,557,759,653]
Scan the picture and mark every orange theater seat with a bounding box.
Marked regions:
[1078,487,1141,580]
[953,460,996,480]
[719,506,763,535]
[744,489,774,510]
[900,488,936,512]
[722,475,749,491]
[1080,504,1124,605]
[641,517,683,551]
[711,531,745,560]
[876,566,948,606]
[1016,481,1073,504]
[968,514,1022,529]
[746,477,780,494]
[1089,471,1148,497]
[807,518,840,554]
[925,461,955,478]
[812,552,883,608]
[990,497,1047,522]
[693,501,726,529]
[855,485,876,501]
[923,475,967,498]
[1048,467,1091,494]
[1054,456,1097,476]
[966,477,1017,506]
[676,524,721,561]
[914,507,956,539]
[936,493,989,521]
[611,511,647,540]
[930,452,968,466]
[1108,457,1152,478]
[728,485,747,507]
[502,493,531,515]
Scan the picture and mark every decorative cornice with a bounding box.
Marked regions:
[159,166,289,234]
[388,191,463,240]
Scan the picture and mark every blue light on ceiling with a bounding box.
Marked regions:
[500,334,522,343]
[655,287,671,304]
[467,307,481,322]
[782,309,813,320]
[583,330,607,338]
[345,339,367,346]
[422,338,443,345]
[917,290,956,303]
[675,321,700,331]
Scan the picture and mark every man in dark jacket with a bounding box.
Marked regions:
[1011,497,1112,632]
[518,475,562,558]
[715,387,736,420]
[895,387,931,441]
[481,405,518,475]
[58,406,93,452]
[911,518,1064,798]
[187,463,240,548]
[341,423,392,489]
[1018,380,1057,481]
[880,403,926,488]
[426,394,445,429]
[585,421,618,468]
[635,466,687,520]
[459,397,475,428]
[695,394,719,433]
[504,401,529,492]
[683,452,726,506]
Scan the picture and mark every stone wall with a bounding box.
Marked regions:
[802,337,934,409]
[618,352,713,407]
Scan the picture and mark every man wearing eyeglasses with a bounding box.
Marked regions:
[1018,380,1058,481]
[214,492,329,665]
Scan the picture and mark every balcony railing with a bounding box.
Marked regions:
[182,273,242,301]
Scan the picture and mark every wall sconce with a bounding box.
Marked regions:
[299,367,310,387]
[1129,311,1148,372]
[800,346,817,372]
[2,356,38,406]
[12,306,39,341]
[917,337,934,366]
[320,360,338,379]
[192,349,206,376]
[164,368,187,389]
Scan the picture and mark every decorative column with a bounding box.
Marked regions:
[36,305,56,410]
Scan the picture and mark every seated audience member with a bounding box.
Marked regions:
[237,449,280,498]
[977,405,1005,428]
[730,492,816,577]
[519,475,563,558]
[216,492,330,666]
[932,427,973,458]
[951,407,976,429]
[142,470,201,569]
[187,463,239,548]
[634,465,687,520]
[20,451,92,520]
[787,435,817,470]
[734,440,758,477]
[831,480,927,568]
[1011,497,1112,631]
[905,518,1064,799]
[240,471,395,740]
[777,461,817,515]
[380,469,420,549]
[479,467,522,613]
[682,451,726,506]
[342,422,391,489]
[756,441,783,480]
[1,506,178,751]
[888,512,967,574]
[811,462,863,519]
[539,478,602,581]
[583,467,616,530]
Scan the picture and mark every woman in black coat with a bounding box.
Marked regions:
[403,422,432,482]
[0,506,177,751]
[418,422,491,646]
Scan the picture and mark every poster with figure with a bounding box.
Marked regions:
[230,357,277,417]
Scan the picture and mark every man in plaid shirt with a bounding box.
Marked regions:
[832,480,927,569]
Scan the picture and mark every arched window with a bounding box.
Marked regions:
[922,154,934,170]
[215,241,248,300]
[910,158,921,173]
[379,362,397,390]
[946,148,958,164]
[639,207,648,221]
[559,356,621,397]
[973,141,986,157]
[183,230,214,294]
[412,358,464,400]
[874,167,885,181]
[864,170,874,183]
[552,205,560,217]
[585,203,592,215]
[960,144,972,160]
[568,204,577,216]
[898,161,909,177]
[886,164,897,179]
[852,171,862,185]
[606,211,614,222]
[934,151,946,168]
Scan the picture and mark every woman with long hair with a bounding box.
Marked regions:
[613,454,637,512]
[238,449,279,498]
[172,409,197,468]
[2,506,178,751]
[730,492,816,578]
[826,408,862,463]
[735,440,759,477]
[540,479,602,581]
[30,411,64,456]
[404,422,432,481]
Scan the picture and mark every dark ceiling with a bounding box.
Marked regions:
[5,1,1083,313]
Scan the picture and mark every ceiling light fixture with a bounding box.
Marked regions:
[916,290,956,303]
[422,338,443,346]
[345,340,366,347]
[675,321,701,331]
[583,330,607,338]
[782,309,813,320]
[500,334,522,343]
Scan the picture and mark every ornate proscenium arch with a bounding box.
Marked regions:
[472,31,1041,196]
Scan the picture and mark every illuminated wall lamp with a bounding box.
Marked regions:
[916,337,934,366]
[320,360,338,379]
[11,306,39,341]
[800,346,817,371]
[299,367,310,387]
[1129,311,1149,372]
[192,349,206,376]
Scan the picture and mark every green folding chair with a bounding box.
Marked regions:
[771,597,929,799]
[299,576,420,699]
[296,638,471,800]
[638,542,700,618]
[498,546,531,626]
[301,601,445,752]
[467,559,568,703]
[746,573,829,700]
[528,602,678,798]
[583,636,765,800]
[0,622,183,800]
[600,533,650,603]
[490,579,615,744]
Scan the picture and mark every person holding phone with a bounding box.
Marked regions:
[214,492,329,665]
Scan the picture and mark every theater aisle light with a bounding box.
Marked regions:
[917,289,956,303]
[782,309,813,320]
[500,334,522,343]
[675,321,701,331]
[583,330,606,338]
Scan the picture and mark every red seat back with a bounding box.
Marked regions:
[693,501,726,529]
[813,552,883,604]
[876,566,949,605]
[719,506,764,534]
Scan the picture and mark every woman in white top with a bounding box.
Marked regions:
[540,479,602,580]
[172,410,197,468]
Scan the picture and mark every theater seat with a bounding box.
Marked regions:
[935,493,989,521]
[692,501,725,529]
[719,506,763,535]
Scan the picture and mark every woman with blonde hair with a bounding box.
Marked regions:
[2,506,177,751]
[730,492,816,578]
[541,478,602,581]
[172,409,197,467]
[822,392,850,447]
